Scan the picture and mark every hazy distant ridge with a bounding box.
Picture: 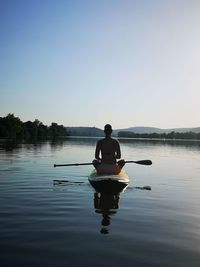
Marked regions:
[114,126,200,135]
[65,126,200,136]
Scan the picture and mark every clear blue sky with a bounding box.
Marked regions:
[1,0,200,129]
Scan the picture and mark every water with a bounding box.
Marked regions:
[0,138,200,267]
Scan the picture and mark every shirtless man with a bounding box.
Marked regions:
[93,124,125,174]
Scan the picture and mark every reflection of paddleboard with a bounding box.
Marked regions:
[88,169,130,193]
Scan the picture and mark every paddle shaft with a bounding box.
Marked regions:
[54,160,152,167]
[54,163,92,167]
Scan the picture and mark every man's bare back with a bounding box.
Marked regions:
[93,124,125,174]
[95,137,121,164]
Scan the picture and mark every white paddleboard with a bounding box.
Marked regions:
[88,169,130,193]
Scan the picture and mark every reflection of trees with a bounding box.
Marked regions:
[0,140,19,151]
[94,192,120,234]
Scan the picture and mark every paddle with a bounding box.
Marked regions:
[54,160,152,168]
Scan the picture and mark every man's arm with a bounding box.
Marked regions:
[95,141,101,160]
[115,140,121,159]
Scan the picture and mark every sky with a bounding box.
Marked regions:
[1,0,200,129]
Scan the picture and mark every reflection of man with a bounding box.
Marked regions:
[93,124,125,174]
[94,192,120,234]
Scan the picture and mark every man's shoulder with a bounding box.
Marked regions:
[103,137,119,143]
[109,137,119,142]
[97,138,105,144]
[112,138,120,145]
[97,137,119,144]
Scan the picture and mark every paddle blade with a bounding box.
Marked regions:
[136,160,152,165]
[125,160,152,165]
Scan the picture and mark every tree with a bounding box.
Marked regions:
[48,123,66,137]
[0,114,23,139]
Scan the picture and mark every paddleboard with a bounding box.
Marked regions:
[88,169,130,193]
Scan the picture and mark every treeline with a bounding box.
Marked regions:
[118,131,200,140]
[0,114,68,140]
[65,127,104,137]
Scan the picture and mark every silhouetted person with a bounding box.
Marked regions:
[93,124,125,174]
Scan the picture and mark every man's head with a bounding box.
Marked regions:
[104,124,112,134]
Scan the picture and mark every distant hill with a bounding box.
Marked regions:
[114,126,200,135]
[65,127,104,137]
[65,126,200,137]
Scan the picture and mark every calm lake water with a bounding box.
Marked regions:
[0,137,200,267]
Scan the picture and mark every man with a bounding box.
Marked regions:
[93,124,125,174]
